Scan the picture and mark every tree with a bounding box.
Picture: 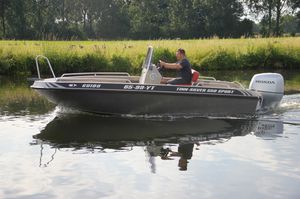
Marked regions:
[281,14,300,34]
[290,0,300,27]
[94,0,130,39]
[166,0,203,38]
[0,0,10,38]
[274,0,288,36]
[244,0,275,36]
[194,0,244,38]
[127,0,170,39]
[0,0,297,40]
[244,0,298,37]
[28,0,61,39]
[238,18,254,37]
[6,0,28,39]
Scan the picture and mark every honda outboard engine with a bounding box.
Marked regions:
[249,73,284,110]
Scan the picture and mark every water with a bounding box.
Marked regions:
[1,71,300,199]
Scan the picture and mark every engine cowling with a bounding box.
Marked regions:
[249,73,284,110]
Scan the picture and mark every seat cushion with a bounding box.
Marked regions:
[191,69,200,82]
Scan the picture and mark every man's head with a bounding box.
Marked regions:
[176,48,186,61]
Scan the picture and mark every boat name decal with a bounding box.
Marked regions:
[177,87,235,94]
[81,84,102,88]
[124,85,156,91]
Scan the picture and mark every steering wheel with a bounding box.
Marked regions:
[156,62,165,74]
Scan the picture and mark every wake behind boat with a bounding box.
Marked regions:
[31,46,284,117]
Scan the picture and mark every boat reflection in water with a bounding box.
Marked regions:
[32,113,283,171]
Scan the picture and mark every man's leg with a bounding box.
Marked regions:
[167,78,187,85]
[160,78,169,84]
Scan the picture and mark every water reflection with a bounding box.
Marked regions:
[252,119,284,139]
[0,85,54,116]
[32,113,284,171]
[153,143,195,171]
[34,113,251,146]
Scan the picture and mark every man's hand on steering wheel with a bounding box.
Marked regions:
[159,60,166,68]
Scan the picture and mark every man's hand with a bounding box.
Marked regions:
[159,60,165,68]
[159,60,181,70]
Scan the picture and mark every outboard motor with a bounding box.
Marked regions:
[249,73,284,110]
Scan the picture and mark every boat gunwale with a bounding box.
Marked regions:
[37,76,244,89]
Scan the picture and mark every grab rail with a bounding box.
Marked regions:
[233,81,245,89]
[196,76,245,89]
[195,81,231,88]
[58,77,132,83]
[61,72,130,77]
[35,55,56,79]
[198,76,217,81]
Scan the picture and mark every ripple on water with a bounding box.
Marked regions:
[279,94,300,111]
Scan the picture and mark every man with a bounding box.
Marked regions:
[159,48,192,85]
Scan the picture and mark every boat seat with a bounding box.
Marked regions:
[177,69,200,86]
[191,69,200,83]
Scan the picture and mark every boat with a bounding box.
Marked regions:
[31,46,284,117]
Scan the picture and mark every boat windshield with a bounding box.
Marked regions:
[142,46,154,69]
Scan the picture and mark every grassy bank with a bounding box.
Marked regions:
[0,38,300,76]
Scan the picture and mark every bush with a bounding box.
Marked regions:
[0,39,300,77]
[110,55,132,72]
[238,47,267,69]
[152,47,176,64]
[35,52,110,77]
[81,53,110,72]
[200,49,237,70]
[238,45,300,70]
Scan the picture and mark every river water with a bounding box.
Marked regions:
[0,71,300,199]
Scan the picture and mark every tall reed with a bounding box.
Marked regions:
[0,38,299,76]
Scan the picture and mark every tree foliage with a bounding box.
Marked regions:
[0,0,298,40]
[244,0,300,36]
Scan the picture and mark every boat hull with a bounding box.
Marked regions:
[33,83,259,117]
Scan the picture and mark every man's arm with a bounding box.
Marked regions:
[159,60,182,70]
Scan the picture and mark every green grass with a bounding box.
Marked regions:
[0,38,300,76]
